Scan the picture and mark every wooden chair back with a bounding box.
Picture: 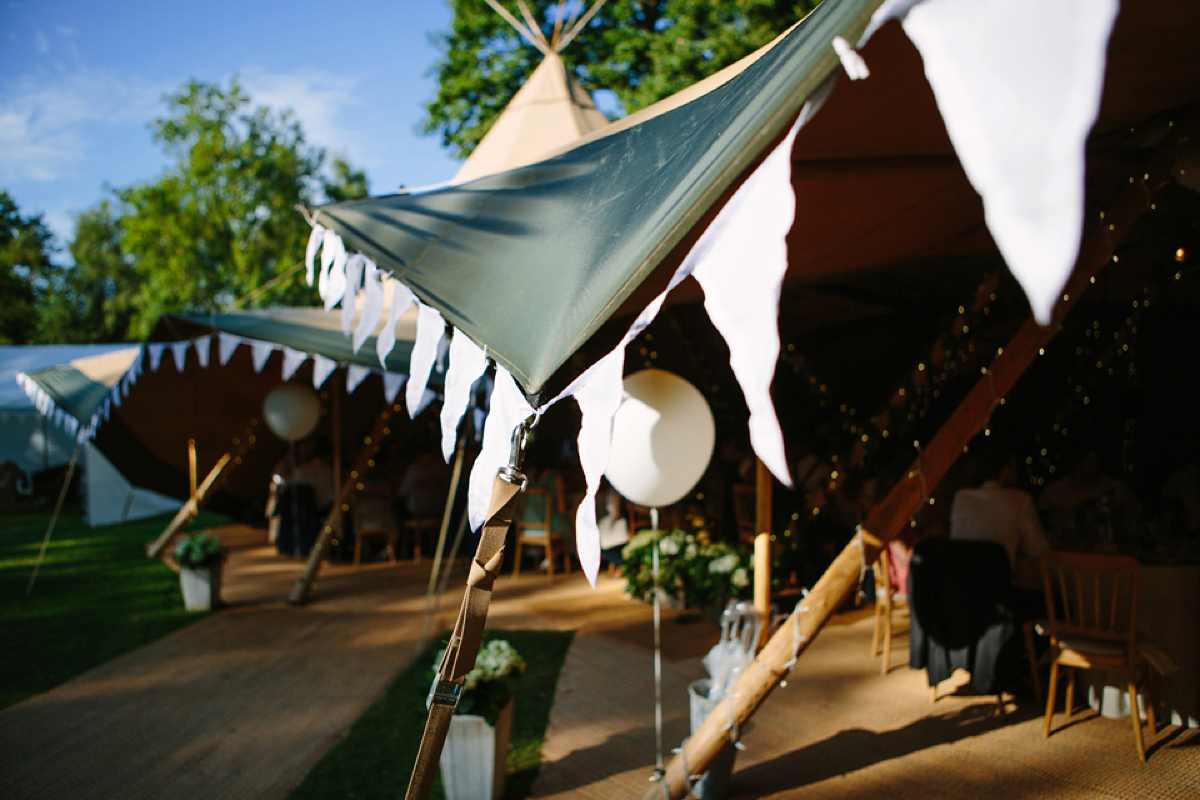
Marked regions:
[1041,551,1139,656]
[519,486,554,536]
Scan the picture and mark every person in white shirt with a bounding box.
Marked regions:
[950,444,1049,573]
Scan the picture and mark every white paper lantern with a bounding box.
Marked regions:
[263,383,321,442]
[605,369,715,509]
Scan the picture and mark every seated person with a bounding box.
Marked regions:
[1038,448,1139,547]
[950,441,1049,615]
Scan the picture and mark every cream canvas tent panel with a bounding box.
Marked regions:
[453,50,610,183]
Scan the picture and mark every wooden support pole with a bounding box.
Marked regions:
[288,400,403,605]
[146,452,233,560]
[188,439,198,501]
[643,125,1183,800]
[753,458,773,646]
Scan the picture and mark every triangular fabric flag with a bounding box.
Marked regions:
[439,328,489,462]
[305,224,325,286]
[890,0,1118,323]
[250,341,276,373]
[353,261,385,354]
[311,354,337,388]
[406,302,446,418]
[318,228,343,306]
[218,332,240,365]
[196,335,212,368]
[571,349,626,586]
[147,343,166,371]
[382,372,406,403]
[341,253,367,336]
[170,341,190,372]
[692,113,807,488]
[281,347,307,381]
[346,364,370,393]
[467,366,535,532]
[377,280,415,367]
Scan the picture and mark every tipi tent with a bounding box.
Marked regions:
[3,344,182,525]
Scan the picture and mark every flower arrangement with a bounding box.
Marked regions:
[433,638,526,723]
[174,533,227,570]
[620,529,752,610]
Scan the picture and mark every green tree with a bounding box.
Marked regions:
[422,0,819,158]
[117,77,334,337]
[37,200,138,343]
[0,190,54,345]
[322,156,370,203]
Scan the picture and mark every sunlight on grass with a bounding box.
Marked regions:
[0,507,229,709]
[289,629,574,800]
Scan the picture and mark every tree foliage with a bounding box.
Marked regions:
[117,78,329,337]
[422,0,820,158]
[0,190,54,345]
[36,200,139,343]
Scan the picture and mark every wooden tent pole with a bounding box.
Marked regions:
[331,382,344,554]
[188,439,198,501]
[643,126,1182,800]
[288,400,402,605]
[146,452,232,560]
[753,458,772,647]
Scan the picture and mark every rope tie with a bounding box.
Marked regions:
[722,692,747,751]
[781,601,810,686]
[672,739,700,798]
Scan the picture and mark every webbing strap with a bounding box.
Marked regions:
[404,474,524,800]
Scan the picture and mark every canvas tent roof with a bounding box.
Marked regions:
[19,305,422,518]
[314,0,1200,398]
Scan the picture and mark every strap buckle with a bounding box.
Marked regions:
[426,677,463,710]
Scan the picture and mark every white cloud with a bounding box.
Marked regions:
[240,66,368,161]
[0,70,165,183]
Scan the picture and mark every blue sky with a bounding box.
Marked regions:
[0,0,464,253]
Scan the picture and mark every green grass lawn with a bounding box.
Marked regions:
[289,629,575,800]
[0,506,227,710]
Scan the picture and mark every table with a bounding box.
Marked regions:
[1086,563,1199,729]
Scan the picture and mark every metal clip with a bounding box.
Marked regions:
[426,677,464,710]
[498,414,537,488]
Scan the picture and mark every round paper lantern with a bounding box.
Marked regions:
[262,384,321,442]
[605,369,715,508]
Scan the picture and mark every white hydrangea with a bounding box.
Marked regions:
[435,639,525,690]
[709,553,739,574]
[731,567,749,589]
[658,535,681,556]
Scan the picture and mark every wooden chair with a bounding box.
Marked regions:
[1041,551,1156,761]
[512,486,570,579]
[401,476,447,564]
[870,547,907,675]
[352,482,396,566]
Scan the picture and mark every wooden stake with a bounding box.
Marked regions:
[753,458,773,647]
[642,124,1183,800]
[288,401,402,605]
[188,439,198,501]
[146,452,232,560]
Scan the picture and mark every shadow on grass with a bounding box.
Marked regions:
[288,629,574,800]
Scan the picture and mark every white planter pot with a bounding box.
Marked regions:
[179,563,222,611]
[439,696,514,800]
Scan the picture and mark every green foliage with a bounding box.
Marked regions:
[117,77,327,336]
[0,190,55,344]
[289,629,573,800]
[322,156,370,203]
[621,528,753,609]
[423,0,820,157]
[0,508,228,709]
[174,532,227,569]
[36,200,138,343]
